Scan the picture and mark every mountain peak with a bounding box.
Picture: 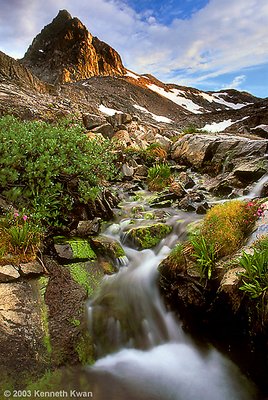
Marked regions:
[21,10,125,84]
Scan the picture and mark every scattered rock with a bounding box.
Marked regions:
[196,202,209,214]
[75,218,101,237]
[19,260,44,276]
[0,265,20,282]
[92,123,114,138]
[82,113,106,130]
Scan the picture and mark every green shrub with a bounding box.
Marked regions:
[147,163,172,191]
[239,247,268,298]
[0,116,117,223]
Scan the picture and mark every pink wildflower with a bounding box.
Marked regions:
[22,215,28,221]
[14,212,19,218]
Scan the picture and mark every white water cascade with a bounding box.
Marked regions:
[84,207,258,400]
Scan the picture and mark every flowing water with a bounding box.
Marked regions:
[84,196,259,400]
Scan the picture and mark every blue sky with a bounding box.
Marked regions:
[0,0,267,98]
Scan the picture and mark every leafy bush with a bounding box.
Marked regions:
[201,200,264,258]
[147,163,172,191]
[0,116,117,223]
[239,248,268,298]
[0,210,43,264]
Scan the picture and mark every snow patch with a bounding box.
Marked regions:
[201,119,234,133]
[134,104,172,123]
[125,70,140,80]
[211,93,250,109]
[198,92,251,110]
[251,124,268,132]
[99,104,122,116]
[147,84,203,114]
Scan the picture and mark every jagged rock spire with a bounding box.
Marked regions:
[21,10,126,84]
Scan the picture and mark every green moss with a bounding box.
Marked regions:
[68,262,103,297]
[75,332,95,365]
[38,276,52,356]
[91,236,125,259]
[68,238,96,260]
[69,318,81,327]
[127,223,172,249]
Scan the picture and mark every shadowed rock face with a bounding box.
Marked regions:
[21,9,126,84]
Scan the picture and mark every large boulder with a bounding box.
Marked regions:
[171,133,268,174]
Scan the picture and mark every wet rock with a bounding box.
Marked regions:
[178,172,195,189]
[54,237,96,261]
[218,267,245,313]
[90,235,125,262]
[233,160,267,184]
[196,202,209,214]
[169,181,187,199]
[178,197,196,212]
[19,260,44,276]
[75,218,101,237]
[0,265,20,282]
[124,223,172,250]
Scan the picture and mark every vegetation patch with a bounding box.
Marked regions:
[0,116,117,224]
[239,239,268,299]
[147,163,173,191]
[68,262,103,297]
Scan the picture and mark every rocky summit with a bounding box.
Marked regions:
[21,9,126,84]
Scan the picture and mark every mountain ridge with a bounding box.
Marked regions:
[0,9,267,137]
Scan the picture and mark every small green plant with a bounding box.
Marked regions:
[239,248,268,299]
[191,235,216,279]
[0,210,43,263]
[182,125,199,134]
[147,163,172,191]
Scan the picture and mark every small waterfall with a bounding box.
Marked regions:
[84,200,257,400]
[247,173,268,198]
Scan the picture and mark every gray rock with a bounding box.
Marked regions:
[82,113,106,130]
[92,123,114,138]
[0,265,20,282]
[76,218,101,237]
[19,260,44,276]
[54,243,73,259]
[122,163,135,178]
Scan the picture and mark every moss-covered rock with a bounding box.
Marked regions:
[68,261,103,297]
[125,223,172,250]
[90,235,125,261]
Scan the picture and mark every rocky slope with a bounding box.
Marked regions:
[0,9,266,138]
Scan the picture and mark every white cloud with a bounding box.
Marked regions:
[0,0,267,95]
[222,75,246,90]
